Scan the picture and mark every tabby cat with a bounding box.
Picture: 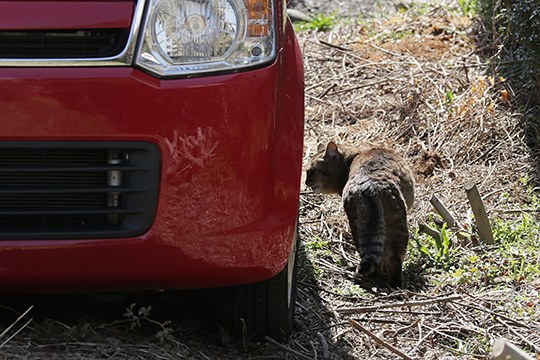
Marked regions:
[305,141,415,287]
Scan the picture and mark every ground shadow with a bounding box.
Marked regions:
[292,237,357,359]
[291,225,431,359]
[403,258,430,292]
[0,288,289,359]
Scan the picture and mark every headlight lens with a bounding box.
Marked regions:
[136,0,275,77]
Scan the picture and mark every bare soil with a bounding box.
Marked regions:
[1,1,540,359]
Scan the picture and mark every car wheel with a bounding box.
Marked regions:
[218,227,298,341]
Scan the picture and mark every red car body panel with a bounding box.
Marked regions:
[0,1,304,293]
[0,1,133,30]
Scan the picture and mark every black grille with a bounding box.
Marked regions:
[0,142,160,240]
[0,29,129,58]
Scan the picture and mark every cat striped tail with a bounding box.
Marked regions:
[343,181,387,276]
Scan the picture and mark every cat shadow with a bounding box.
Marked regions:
[403,258,430,291]
[344,258,429,294]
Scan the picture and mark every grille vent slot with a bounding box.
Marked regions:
[0,142,160,240]
[0,29,129,58]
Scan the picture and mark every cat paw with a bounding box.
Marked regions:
[388,275,403,288]
[357,260,376,276]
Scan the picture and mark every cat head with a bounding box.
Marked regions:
[305,141,345,194]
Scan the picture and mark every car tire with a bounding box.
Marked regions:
[218,227,298,341]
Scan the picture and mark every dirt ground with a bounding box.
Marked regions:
[1,1,540,359]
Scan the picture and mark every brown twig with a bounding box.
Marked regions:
[318,39,351,52]
[264,336,313,360]
[496,318,540,353]
[348,319,414,360]
[392,319,421,337]
[316,332,330,358]
[0,305,34,348]
[352,317,412,326]
[337,294,461,314]
[455,301,528,328]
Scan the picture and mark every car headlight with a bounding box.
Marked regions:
[135,0,275,77]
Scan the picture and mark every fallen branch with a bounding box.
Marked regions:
[337,294,461,314]
[392,319,421,337]
[318,39,351,52]
[456,301,528,328]
[352,317,412,325]
[348,319,413,360]
[496,318,540,354]
[465,183,494,244]
[0,305,34,348]
[316,331,330,358]
[360,309,441,316]
[0,318,33,348]
[265,336,313,360]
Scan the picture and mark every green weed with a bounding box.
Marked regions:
[449,209,540,287]
[456,0,477,15]
[446,89,454,103]
[303,236,335,278]
[409,178,540,288]
[295,13,335,32]
[304,236,330,252]
[332,284,369,297]
[402,1,432,16]
[411,217,455,269]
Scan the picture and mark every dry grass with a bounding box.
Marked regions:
[301,9,529,226]
[1,2,539,359]
[296,2,540,359]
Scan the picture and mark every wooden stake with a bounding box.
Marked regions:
[491,338,535,360]
[429,194,456,228]
[465,183,494,244]
[419,223,441,240]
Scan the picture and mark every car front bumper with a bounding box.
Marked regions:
[0,22,304,293]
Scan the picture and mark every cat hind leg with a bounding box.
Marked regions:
[344,188,385,279]
[383,192,409,288]
[386,254,403,288]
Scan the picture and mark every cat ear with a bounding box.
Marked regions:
[324,141,340,159]
[317,143,326,153]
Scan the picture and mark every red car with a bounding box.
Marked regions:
[0,0,304,339]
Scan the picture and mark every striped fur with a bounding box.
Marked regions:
[306,142,414,287]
